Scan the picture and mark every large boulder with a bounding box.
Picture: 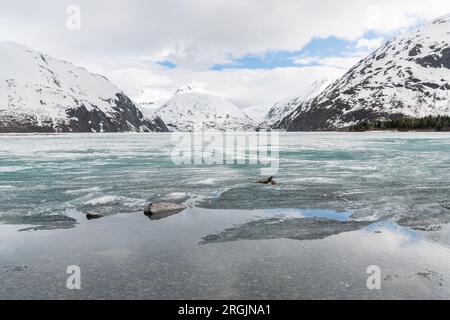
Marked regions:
[144,202,186,220]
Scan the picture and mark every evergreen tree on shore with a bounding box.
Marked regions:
[349,116,450,132]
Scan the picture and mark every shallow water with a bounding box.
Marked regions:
[1,132,450,299]
[1,209,450,299]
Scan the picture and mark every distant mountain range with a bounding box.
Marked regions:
[0,41,167,133]
[2,14,450,133]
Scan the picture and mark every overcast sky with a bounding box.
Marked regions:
[1,0,450,107]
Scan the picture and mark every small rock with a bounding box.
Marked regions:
[86,213,104,220]
[257,176,278,185]
[144,202,186,220]
[13,265,28,272]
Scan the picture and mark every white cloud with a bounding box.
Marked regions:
[1,0,450,107]
[356,37,385,50]
[108,68,175,102]
[108,65,346,107]
[293,53,367,70]
[1,0,450,69]
[292,57,319,66]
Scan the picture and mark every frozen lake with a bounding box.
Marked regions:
[1,132,450,299]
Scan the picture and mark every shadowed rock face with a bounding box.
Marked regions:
[0,93,168,133]
[269,15,450,131]
[201,217,374,244]
[416,48,450,69]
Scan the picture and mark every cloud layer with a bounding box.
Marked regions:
[1,0,450,106]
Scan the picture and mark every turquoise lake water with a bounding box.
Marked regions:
[1,132,450,299]
[1,132,450,231]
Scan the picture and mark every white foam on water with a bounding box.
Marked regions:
[85,196,121,206]
[0,166,31,173]
[289,177,338,184]
[0,185,16,189]
[354,214,380,222]
[65,187,102,195]
[121,197,147,208]
[165,192,189,200]
[195,178,217,185]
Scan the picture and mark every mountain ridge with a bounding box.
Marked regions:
[270,14,450,131]
[0,41,168,133]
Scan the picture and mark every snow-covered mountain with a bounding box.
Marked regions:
[0,41,168,133]
[154,84,255,131]
[138,101,164,119]
[271,15,450,131]
[243,104,273,123]
[261,78,335,128]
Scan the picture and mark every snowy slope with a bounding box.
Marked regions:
[243,104,273,123]
[272,14,450,131]
[0,41,168,133]
[154,84,255,131]
[262,78,335,128]
[138,99,167,119]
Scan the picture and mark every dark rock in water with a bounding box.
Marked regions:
[86,213,104,220]
[13,265,28,272]
[257,176,278,185]
[144,202,186,220]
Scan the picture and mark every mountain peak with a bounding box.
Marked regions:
[174,83,208,95]
[431,13,450,25]
[155,84,254,132]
